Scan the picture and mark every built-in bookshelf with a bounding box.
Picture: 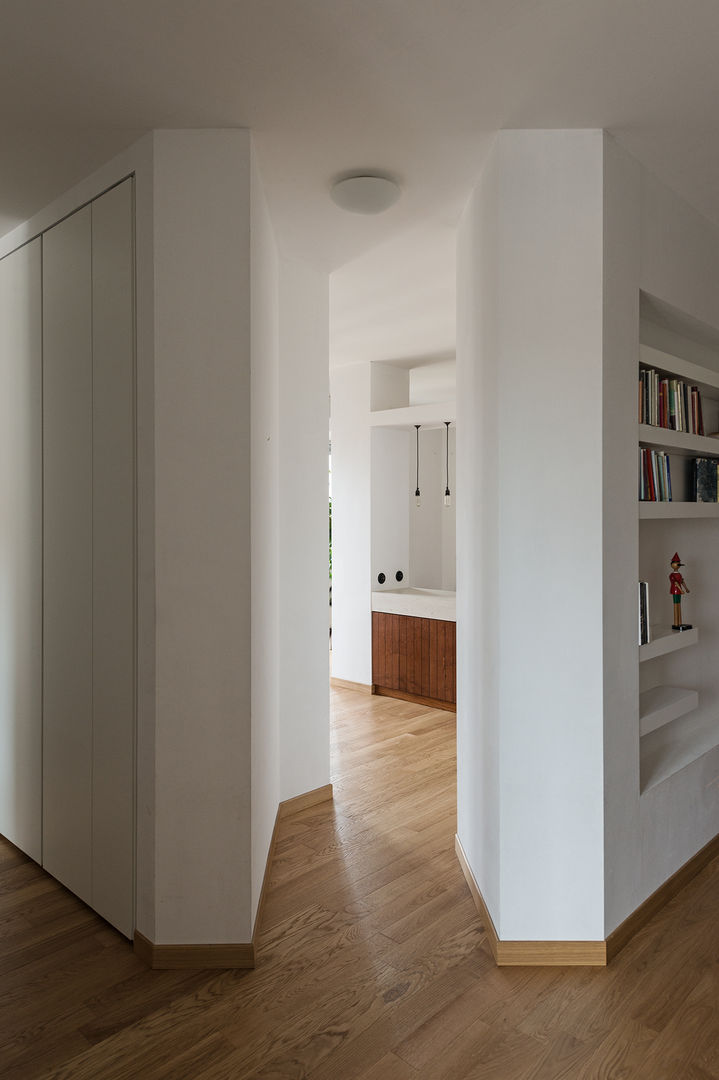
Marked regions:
[637,340,719,794]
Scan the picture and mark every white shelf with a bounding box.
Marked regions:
[638,423,719,457]
[640,714,719,792]
[639,625,698,662]
[369,401,455,430]
[639,501,719,519]
[639,685,698,737]
[640,344,719,396]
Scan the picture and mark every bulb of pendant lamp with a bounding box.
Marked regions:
[444,490,451,507]
[415,489,421,507]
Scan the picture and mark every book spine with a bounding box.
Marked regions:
[638,581,650,645]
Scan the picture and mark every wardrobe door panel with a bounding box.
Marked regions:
[42,207,93,903]
[0,240,42,861]
[91,180,135,936]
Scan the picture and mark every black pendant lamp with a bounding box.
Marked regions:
[414,424,421,507]
[444,421,452,506]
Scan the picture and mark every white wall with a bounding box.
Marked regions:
[152,130,253,943]
[601,135,642,935]
[250,151,330,914]
[371,361,409,410]
[458,131,606,940]
[457,152,500,922]
[372,428,411,589]
[409,425,456,590]
[331,364,372,685]
[250,146,281,921]
[277,256,330,801]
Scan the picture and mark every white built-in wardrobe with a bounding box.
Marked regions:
[0,178,135,937]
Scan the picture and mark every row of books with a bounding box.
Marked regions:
[639,451,719,502]
[638,581,651,645]
[639,367,705,435]
[639,448,672,501]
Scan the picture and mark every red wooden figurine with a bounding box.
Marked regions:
[669,552,691,630]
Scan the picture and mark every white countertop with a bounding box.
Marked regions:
[371,587,456,622]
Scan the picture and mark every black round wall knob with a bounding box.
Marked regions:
[377,572,386,584]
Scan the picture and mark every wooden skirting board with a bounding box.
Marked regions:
[373,685,456,713]
[277,783,334,819]
[330,677,372,695]
[133,783,333,970]
[455,830,719,967]
[253,783,333,954]
[605,829,719,961]
[133,932,255,970]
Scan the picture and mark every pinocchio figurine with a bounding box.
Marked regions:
[669,552,692,630]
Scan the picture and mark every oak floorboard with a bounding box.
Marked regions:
[356,1051,419,1079]
[2,686,719,1078]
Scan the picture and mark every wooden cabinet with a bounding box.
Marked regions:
[372,611,456,709]
[42,179,135,937]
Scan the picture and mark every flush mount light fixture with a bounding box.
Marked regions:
[330,174,401,215]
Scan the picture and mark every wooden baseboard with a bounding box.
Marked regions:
[278,783,333,819]
[373,685,456,713]
[252,783,334,951]
[454,835,499,962]
[135,785,334,970]
[457,829,719,966]
[496,939,607,966]
[134,931,254,970]
[606,830,719,961]
[454,835,607,966]
[330,677,372,695]
[252,814,282,955]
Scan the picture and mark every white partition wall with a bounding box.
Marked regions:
[457,131,606,942]
[457,129,719,956]
[0,240,42,863]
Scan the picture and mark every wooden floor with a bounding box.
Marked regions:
[3,687,719,1078]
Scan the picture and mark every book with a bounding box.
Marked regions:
[693,457,719,502]
[638,581,650,645]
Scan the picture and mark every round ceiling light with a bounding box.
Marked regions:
[330,174,401,215]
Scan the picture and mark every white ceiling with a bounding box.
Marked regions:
[4,1,719,366]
